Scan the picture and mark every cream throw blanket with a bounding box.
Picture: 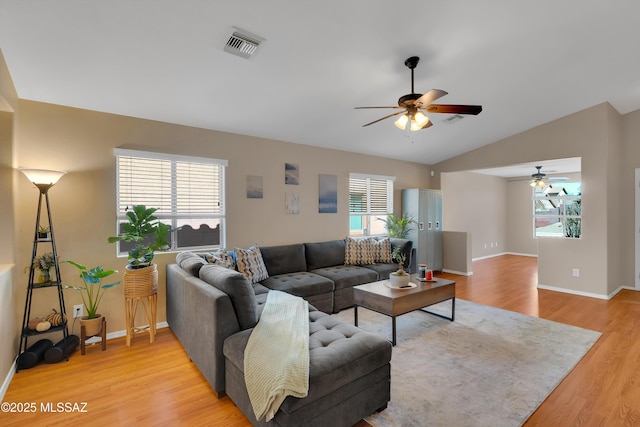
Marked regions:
[244,290,310,422]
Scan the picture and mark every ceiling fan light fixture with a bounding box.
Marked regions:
[411,112,430,130]
[394,114,409,130]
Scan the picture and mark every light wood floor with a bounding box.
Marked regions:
[2,255,640,426]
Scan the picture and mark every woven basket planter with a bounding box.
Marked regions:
[123,264,158,297]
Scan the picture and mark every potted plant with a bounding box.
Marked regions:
[107,205,172,269]
[32,252,55,284]
[379,213,417,238]
[38,225,50,239]
[108,206,173,337]
[389,247,410,287]
[64,261,120,336]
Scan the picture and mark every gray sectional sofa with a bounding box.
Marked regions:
[258,238,412,313]
[166,238,412,426]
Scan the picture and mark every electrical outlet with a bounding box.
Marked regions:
[73,304,83,318]
[572,269,580,278]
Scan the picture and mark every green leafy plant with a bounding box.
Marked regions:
[379,213,417,238]
[391,247,408,274]
[107,205,173,268]
[64,261,120,319]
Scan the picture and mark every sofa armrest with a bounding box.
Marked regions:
[167,263,241,397]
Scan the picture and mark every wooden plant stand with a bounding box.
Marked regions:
[80,317,107,355]
[124,265,158,346]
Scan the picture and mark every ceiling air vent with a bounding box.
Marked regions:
[443,114,464,124]
[224,28,264,59]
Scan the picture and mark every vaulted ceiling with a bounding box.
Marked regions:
[2,1,640,165]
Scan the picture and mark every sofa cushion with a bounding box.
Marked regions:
[235,244,269,284]
[311,265,378,291]
[199,264,258,330]
[360,263,398,280]
[259,243,307,276]
[176,251,207,276]
[260,272,334,298]
[305,240,346,271]
[344,237,376,265]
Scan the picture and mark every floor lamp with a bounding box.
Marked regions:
[17,168,70,370]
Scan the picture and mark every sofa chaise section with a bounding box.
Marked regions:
[166,259,393,426]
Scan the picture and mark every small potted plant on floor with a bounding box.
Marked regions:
[389,247,410,287]
[64,261,120,336]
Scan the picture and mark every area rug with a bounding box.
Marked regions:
[332,299,601,427]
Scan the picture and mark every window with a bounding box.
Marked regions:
[114,149,227,253]
[349,173,394,236]
[533,182,581,238]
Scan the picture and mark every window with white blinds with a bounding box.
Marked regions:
[349,173,394,236]
[114,149,227,252]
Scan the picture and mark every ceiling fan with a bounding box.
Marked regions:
[355,56,482,131]
[529,166,569,187]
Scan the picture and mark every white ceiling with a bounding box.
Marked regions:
[2,1,640,165]
[470,157,581,179]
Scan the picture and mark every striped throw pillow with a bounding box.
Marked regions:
[235,244,269,283]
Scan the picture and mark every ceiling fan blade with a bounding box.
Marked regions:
[362,110,406,127]
[414,89,448,107]
[354,106,403,109]
[425,104,482,115]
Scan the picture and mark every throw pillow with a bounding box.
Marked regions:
[234,244,269,283]
[204,249,236,270]
[344,237,376,265]
[370,237,393,263]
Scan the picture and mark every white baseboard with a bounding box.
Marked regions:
[1,322,171,400]
[442,269,473,276]
[472,252,538,261]
[536,284,636,300]
[84,321,169,345]
[472,252,508,261]
[1,359,17,402]
[505,252,538,258]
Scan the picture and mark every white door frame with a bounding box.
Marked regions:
[636,169,640,289]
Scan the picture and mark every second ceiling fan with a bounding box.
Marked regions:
[355,56,482,131]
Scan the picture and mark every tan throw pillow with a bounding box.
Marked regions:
[371,237,393,263]
[344,237,376,265]
[234,244,269,283]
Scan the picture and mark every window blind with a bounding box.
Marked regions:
[348,174,394,215]
[115,149,226,217]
